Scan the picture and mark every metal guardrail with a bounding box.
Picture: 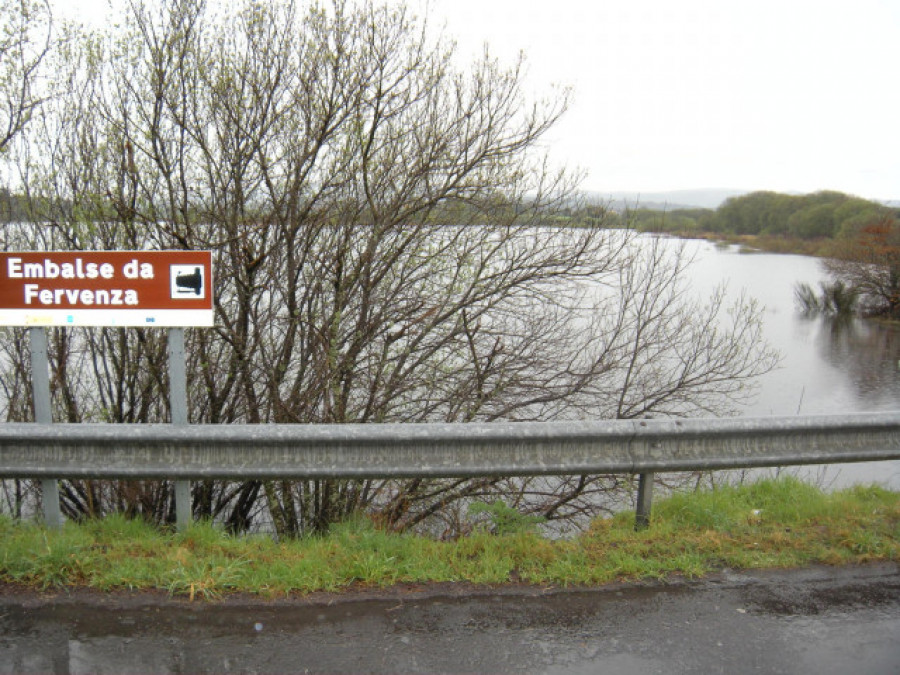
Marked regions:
[2,412,899,530]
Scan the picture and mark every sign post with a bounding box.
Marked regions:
[167,326,192,531]
[29,327,61,529]
[1,251,213,529]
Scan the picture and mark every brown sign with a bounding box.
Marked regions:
[0,251,213,327]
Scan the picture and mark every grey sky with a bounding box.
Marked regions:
[436,0,900,201]
[54,0,900,201]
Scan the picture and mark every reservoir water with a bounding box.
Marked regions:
[678,237,900,489]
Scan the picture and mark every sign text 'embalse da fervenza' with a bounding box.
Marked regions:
[8,257,154,307]
[0,251,213,327]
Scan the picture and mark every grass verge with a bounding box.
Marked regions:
[1,478,897,600]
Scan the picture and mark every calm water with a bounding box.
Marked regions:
[681,238,900,489]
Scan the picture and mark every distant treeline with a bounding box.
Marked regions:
[5,187,897,245]
[585,190,899,242]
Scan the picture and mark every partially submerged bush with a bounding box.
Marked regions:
[795,280,859,316]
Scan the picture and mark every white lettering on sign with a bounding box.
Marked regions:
[24,284,139,306]
[8,257,117,280]
[123,260,155,279]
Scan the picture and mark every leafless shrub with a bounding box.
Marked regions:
[1,0,777,533]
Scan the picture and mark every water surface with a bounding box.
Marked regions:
[681,238,900,488]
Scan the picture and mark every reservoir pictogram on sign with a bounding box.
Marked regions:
[171,265,205,298]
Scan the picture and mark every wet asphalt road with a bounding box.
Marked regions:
[1,564,899,674]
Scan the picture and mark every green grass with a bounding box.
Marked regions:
[1,478,897,600]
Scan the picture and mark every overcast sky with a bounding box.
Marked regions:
[55,0,900,201]
[434,0,900,201]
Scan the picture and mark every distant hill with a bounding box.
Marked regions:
[582,189,747,211]
[582,189,900,212]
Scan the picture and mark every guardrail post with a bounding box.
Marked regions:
[29,327,62,529]
[168,327,191,532]
[635,472,654,530]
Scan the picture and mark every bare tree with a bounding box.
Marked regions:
[0,0,50,154]
[0,0,52,516]
[2,0,778,532]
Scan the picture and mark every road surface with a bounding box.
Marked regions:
[1,564,899,673]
